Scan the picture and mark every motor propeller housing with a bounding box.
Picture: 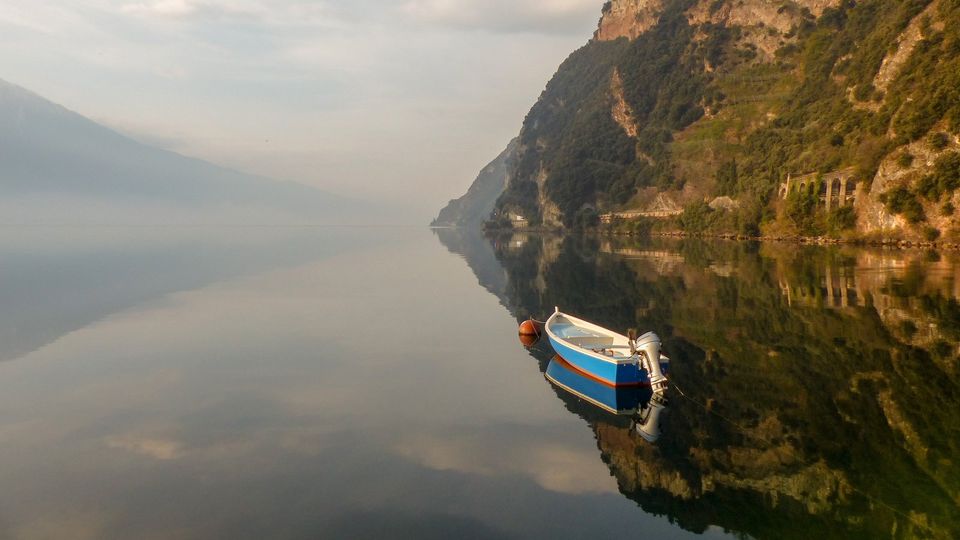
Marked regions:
[635,332,668,393]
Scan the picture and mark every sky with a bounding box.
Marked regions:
[0,0,603,220]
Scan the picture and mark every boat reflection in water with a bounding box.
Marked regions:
[545,355,667,443]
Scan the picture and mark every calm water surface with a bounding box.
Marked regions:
[0,226,957,539]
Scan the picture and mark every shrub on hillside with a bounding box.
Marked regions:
[930,131,950,150]
[897,152,915,169]
[828,206,857,233]
[881,186,925,223]
[917,152,960,201]
[680,201,716,233]
[785,181,821,235]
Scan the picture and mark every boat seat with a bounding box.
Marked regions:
[570,336,615,348]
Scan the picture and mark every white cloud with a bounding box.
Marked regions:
[400,0,601,33]
[119,0,344,25]
[122,0,202,17]
[118,0,283,20]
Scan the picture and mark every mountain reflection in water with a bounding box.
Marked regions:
[436,228,960,540]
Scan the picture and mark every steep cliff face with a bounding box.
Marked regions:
[445,0,960,238]
[595,0,664,41]
[857,130,960,240]
[432,138,518,227]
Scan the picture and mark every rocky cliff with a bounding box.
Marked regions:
[594,0,664,41]
[444,0,960,240]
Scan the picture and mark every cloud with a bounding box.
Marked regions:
[106,435,185,460]
[121,0,204,17]
[118,0,601,33]
[119,0,342,25]
[400,0,601,34]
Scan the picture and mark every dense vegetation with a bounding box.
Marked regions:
[498,0,719,227]
[491,0,960,238]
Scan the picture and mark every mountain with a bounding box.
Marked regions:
[445,0,960,241]
[0,79,355,221]
[432,138,518,227]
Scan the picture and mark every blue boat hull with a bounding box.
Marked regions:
[547,334,639,386]
[547,334,667,387]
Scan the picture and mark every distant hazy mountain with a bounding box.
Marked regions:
[0,78,354,219]
[432,138,518,227]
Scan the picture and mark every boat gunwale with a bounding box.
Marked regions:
[545,310,638,366]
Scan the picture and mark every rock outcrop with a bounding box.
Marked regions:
[873,0,943,93]
[610,68,639,138]
[595,0,664,41]
[857,131,960,238]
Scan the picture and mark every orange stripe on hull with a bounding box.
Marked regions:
[551,355,648,388]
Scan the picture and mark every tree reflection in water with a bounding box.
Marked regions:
[436,228,960,539]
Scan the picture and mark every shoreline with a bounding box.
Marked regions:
[477,226,960,251]
[632,230,960,250]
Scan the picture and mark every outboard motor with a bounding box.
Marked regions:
[636,332,668,393]
[636,393,668,443]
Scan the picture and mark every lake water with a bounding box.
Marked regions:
[0,226,957,539]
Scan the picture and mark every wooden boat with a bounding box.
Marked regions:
[545,355,668,442]
[544,308,668,391]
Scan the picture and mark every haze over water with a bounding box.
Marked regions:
[0,226,957,538]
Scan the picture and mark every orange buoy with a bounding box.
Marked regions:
[519,333,540,348]
[519,319,541,336]
[518,318,544,347]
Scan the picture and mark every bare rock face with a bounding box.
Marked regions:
[857,132,960,238]
[687,0,844,60]
[597,0,842,45]
[595,0,664,41]
[709,196,739,212]
[610,68,639,138]
[536,167,564,227]
[857,156,913,236]
[874,0,943,93]
[795,0,849,16]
